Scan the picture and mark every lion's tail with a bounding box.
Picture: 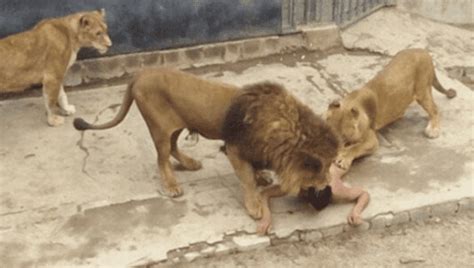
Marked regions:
[73,81,135,131]
[433,72,456,99]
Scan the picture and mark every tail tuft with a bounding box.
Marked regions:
[73,118,91,130]
[446,89,457,99]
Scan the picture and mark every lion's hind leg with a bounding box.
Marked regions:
[170,129,203,171]
[137,104,184,197]
[415,85,441,138]
[154,132,184,197]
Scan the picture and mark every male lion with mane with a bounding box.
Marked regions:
[222,82,369,234]
[326,49,456,173]
[0,10,112,126]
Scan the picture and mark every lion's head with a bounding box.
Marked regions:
[278,106,341,196]
[325,99,371,147]
[282,151,334,194]
[77,9,112,54]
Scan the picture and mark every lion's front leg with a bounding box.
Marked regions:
[335,130,379,172]
[225,145,264,219]
[257,185,286,235]
[58,86,76,116]
[42,74,65,127]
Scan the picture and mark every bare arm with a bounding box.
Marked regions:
[329,164,370,225]
[257,185,286,234]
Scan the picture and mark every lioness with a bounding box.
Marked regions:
[0,10,112,126]
[222,82,369,234]
[326,49,456,172]
[74,69,369,234]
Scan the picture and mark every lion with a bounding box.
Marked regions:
[222,82,370,234]
[325,49,456,173]
[0,9,112,126]
[74,69,369,234]
[74,68,240,197]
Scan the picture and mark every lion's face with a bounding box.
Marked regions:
[77,9,112,54]
[282,151,334,195]
[325,100,369,147]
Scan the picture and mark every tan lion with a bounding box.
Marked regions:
[0,10,112,126]
[74,69,369,234]
[326,49,456,173]
[74,68,240,197]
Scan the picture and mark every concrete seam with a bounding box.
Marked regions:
[143,197,473,267]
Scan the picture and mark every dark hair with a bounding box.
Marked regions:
[305,186,332,210]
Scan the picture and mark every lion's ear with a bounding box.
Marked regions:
[79,15,91,28]
[328,100,340,109]
[351,107,359,118]
[301,153,322,173]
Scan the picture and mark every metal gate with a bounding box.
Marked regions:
[282,0,395,32]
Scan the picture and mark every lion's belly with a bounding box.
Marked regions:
[0,71,43,92]
[0,45,44,92]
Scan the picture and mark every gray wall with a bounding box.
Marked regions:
[0,0,282,58]
[397,0,473,24]
[0,0,394,59]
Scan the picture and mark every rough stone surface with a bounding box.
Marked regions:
[232,235,271,252]
[320,225,345,238]
[371,213,394,229]
[302,25,342,51]
[200,246,216,256]
[409,207,432,222]
[343,221,370,233]
[458,198,474,212]
[392,211,411,226]
[214,243,236,256]
[183,252,200,262]
[300,230,323,242]
[431,201,459,216]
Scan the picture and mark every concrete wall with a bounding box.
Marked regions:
[397,0,473,24]
[0,0,281,58]
[0,0,397,60]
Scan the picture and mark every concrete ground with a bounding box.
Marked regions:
[0,8,473,267]
[160,210,474,268]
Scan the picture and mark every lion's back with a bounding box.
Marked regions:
[0,20,61,91]
[222,82,339,169]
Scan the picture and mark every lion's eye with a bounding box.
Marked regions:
[96,32,102,36]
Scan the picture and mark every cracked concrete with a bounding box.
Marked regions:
[0,8,473,267]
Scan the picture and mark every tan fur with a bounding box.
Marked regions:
[0,10,112,126]
[74,68,239,197]
[326,49,456,171]
[222,82,340,219]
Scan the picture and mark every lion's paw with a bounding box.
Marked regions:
[182,159,202,171]
[47,115,65,127]
[245,195,264,220]
[334,156,351,171]
[424,123,440,139]
[61,104,76,116]
[163,183,183,198]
